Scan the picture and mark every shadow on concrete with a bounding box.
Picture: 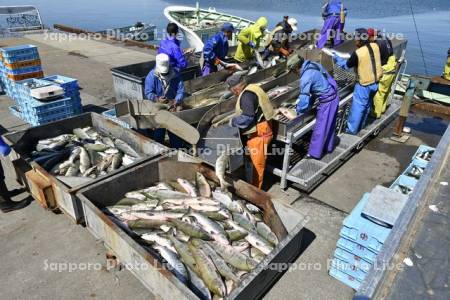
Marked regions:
[82,104,110,114]
[258,227,317,299]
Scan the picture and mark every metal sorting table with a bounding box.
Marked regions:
[195,46,354,171]
[78,152,305,300]
[174,61,289,125]
[267,40,408,191]
[3,113,169,223]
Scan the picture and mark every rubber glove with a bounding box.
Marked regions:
[0,137,11,156]
[333,54,349,70]
[248,41,256,49]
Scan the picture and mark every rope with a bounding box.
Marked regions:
[408,0,429,75]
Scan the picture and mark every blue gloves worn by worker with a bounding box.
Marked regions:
[0,137,11,156]
[333,54,349,70]
[248,41,256,49]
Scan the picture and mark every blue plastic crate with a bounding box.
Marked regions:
[402,164,424,182]
[329,266,361,290]
[23,95,79,111]
[4,65,43,75]
[340,193,392,253]
[23,102,83,126]
[43,75,79,92]
[64,90,81,102]
[334,247,373,273]
[411,145,435,166]
[331,258,367,283]
[102,109,131,128]
[390,174,418,196]
[336,238,379,263]
[1,45,38,58]
[2,53,40,64]
[410,157,429,169]
[15,78,52,99]
[24,101,81,117]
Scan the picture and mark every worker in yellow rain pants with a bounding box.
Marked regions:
[373,55,398,118]
[226,73,276,189]
[368,28,398,118]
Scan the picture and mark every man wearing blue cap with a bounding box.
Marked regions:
[201,23,235,76]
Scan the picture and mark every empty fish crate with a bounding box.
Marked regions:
[3,59,41,70]
[0,44,39,58]
[329,266,362,290]
[43,75,79,92]
[334,247,373,272]
[5,65,43,75]
[340,193,392,253]
[336,238,378,264]
[7,70,44,82]
[331,258,367,283]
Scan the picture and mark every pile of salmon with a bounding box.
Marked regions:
[104,173,279,299]
[32,127,142,178]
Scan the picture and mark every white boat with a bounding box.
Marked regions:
[164,3,256,52]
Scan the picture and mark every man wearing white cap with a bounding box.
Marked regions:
[144,53,185,148]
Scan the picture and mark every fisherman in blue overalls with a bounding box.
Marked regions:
[144,53,185,148]
[316,0,347,49]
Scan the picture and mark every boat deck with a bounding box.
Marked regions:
[0,36,449,300]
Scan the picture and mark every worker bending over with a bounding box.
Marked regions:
[317,0,347,49]
[280,55,340,159]
[227,74,276,189]
[158,23,188,71]
[368,28,398,118]
[0,137,29,213]
[234,17,268,63]
[334,28,382,135]
[201,23,235,76]
[144,53,185,148]
[265,16,298,58]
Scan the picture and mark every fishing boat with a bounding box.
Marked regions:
[97,22,156,42]
[164,2,256,52]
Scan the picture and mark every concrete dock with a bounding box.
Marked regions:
[0,34,448,300]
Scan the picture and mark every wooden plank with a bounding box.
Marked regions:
[25,169,56,209]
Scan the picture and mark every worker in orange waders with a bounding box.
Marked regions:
[226,74,277,189]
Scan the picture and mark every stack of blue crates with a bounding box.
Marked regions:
[390,145,435,194]
[14,75,83,126]
[329,193,392,290]
[0,45,43,98]
[329,145,435,290]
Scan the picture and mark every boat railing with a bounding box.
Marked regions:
[0,5,44,36]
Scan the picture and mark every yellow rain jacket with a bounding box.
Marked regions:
[234,17,268,62]
[444,57,450,81]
